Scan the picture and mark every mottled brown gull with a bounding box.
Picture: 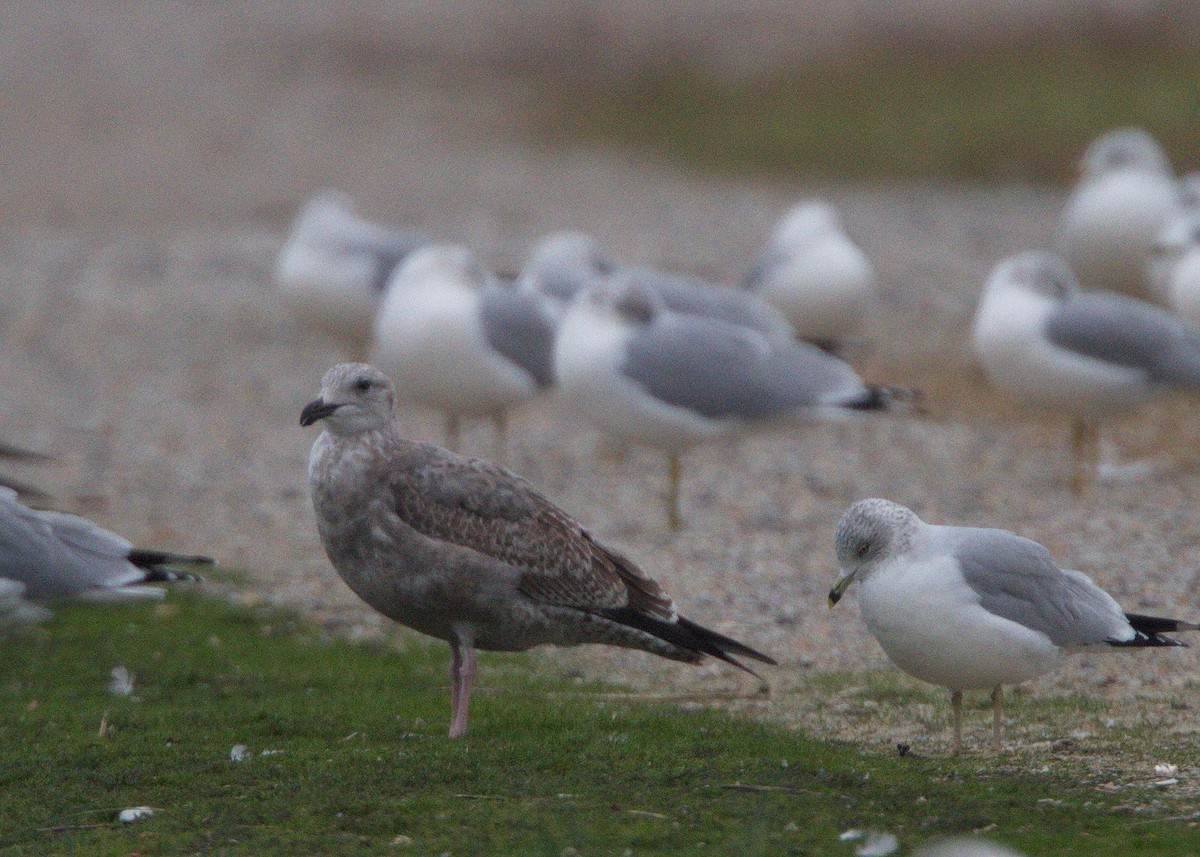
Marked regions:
[301,362,776,738]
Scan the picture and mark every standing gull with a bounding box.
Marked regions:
[554,277,915,530]
[274,190,427,356]
[301,363,775,738]
[521,231,794,338]
[370,244,556,458]
[0,487,208,626]
[1059,127,1182,298]
[828,498,1196,750]
[742,199,878,349]
[972,251,1200,492]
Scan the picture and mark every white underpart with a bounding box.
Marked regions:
[1060,169,1182,298]
[757,238,875,343]
[1165,247,1200,328]
[972,277,1150,418]
[855,531,1061,691]
[553,301,731,451]
[371,251,536,418]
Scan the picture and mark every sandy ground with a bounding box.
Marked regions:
[5,22,1200,765]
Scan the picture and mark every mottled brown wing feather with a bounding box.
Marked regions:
[389,452,675,620]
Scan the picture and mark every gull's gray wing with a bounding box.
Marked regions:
[628,267,793,337]
[328,228,426,294]
[1045,293,1200,386]
[947,526,1131,646]
[621,314,864,420]
[386,445,676,620]
[478,282,558,388]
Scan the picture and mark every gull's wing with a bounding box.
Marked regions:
[947,526,1132,647]
[478,283,558,388]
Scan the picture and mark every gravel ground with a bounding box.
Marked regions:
[4,66,1200,760]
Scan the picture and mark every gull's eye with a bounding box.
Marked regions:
[353,377,372,392]
[856,542,870,558]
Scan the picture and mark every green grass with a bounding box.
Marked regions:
[1,595,1198,855]
[541,35,1200,183]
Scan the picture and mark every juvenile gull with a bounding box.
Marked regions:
[971,251,1200,492]
[521,231,793,338]
[1059,127,1182,298]
[0,487,208,625]
[554,277,914,529]
[829,498,1196,749]
[274,190,427,355]
[301,363,775,738]
[742,199,877,349]
[370,244,556,457]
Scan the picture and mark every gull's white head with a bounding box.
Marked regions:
[829,498,922,605]
[1080,127,1172,180]
[771,200,844,249]
[300,363,396,437]
[521,231,618,302]
[985,251,1079,303]
[291,189,360,238]
[387,244,490,295]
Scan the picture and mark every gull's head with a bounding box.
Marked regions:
[575,275,665,329]
[829,498,921,606]
[301,363,395,436]
[1080,127,1172,179]
[387,244,490,295]
[521,231,618,302]
[772,199,844,249]
[292,189,359,239]
[986,251,1079,303]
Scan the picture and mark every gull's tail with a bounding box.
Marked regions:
[843,384,922,414]
[603,608,778,682]
[1111,613,1200,647]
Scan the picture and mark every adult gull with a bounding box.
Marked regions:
[829,498,1196,749]
[972,251,1200,492]
[742,199,877,349]
[274,190,427,356]
[370,244,556,457]
[0,487,208,626]
[554,277,915,529]
[301,363,776,738]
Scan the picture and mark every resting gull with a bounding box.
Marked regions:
[554,276,915,530]
[1059,127,1182,298]
[301,363,775,738]
[521,231,793,338]
[972,251,1200,492]
[274,190,427,355]
[370,244,556,457]
[1148,209,1200,325]
[829,498,1196,749]
[742,199,877,349]
[0,487,208,626]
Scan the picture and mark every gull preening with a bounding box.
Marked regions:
[1059,127,1182,298]
[829,498,1196,750]
[742,199,877,349]
[972,251,1200,492]
[301,363,776,738]
[522,231,794,338]
[554,276,915,529]
[370,244,557,456]
[0,487,208,627]
[274,190,427,355]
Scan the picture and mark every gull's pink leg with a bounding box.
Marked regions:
[448,634,476,738]
[448,641,462,732]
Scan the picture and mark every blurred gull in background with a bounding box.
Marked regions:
[370,244,557,458]
[554,276,914,530]
[829,498,1196,750]
[522,231,794,338]
[1059,127,1182,299]
[972,251,1200,492]
[742,199,878,349]
[274,190,427,356]
[1148,209,1200,325]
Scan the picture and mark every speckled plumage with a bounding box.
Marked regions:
[303,363,775,736]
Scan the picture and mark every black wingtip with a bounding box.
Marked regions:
[601,608,777,683]
[1112,612,1199,647]
[128,549,214,582]
[844,385,922,414]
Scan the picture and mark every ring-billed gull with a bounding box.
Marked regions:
[274,190,427,355]
[370,244,556,457]
[972,251,1200,492]
[301,363,775,737]
[554,276,915,529]
[1059,127,1182,298]
[1149,209,1200,325]
[521,231,793,338]
[828,498,1196,749]
[0,487,208,626]
[742,200,877,349]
